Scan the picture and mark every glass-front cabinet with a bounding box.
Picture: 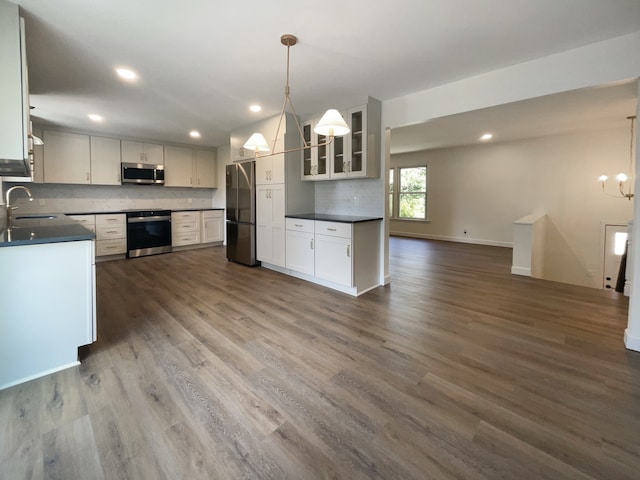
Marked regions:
[301,97,380,181]
[331,106,366,179]
[302,120,329,181]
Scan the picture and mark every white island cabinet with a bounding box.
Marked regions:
[284,215,382,296]
[0,238,96,390]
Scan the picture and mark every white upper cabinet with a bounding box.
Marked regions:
[255,153,284,185]
[194,149,217,188]
[304,97,381,181]
[43,131,91,184]
[90,136,121,185]
[121,140,164,165]
[164,145,194,187]
[301,120,330,181]
[0,2,30,176]
[165,146,217,188]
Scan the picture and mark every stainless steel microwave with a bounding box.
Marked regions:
[121,162,165,185]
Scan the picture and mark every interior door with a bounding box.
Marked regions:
[603,224,628,290]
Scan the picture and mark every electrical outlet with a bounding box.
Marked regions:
[188,198,192,204]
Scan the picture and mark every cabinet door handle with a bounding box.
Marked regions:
[86,172,90,181]
[347,245,350,257]
[311,238,314,250]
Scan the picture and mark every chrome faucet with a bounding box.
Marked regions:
[5,185,33,221]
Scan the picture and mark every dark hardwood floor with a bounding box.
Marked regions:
[2,236,640,479]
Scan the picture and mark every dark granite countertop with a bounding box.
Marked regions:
[285,213,383,224]
[171,208,224,212]
[0,214,95,247]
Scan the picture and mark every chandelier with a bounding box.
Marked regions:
[599,115,636,200]
[243,34,350,158]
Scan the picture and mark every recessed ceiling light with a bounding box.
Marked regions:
[480,133,493,141]
[190,130,201,138]
[249,105,262,113]
[88,114,103,122]
[116,68,137,80]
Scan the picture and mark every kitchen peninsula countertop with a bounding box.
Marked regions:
[0,214,95,247]
[65,208,224,215]
[285,213,383,224]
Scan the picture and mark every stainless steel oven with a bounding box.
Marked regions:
[126,210,172,258]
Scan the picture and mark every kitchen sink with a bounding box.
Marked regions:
[14,215,57,220]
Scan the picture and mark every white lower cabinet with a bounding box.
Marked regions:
[256,184,285,267]
[315,225,352,287]
[172,210,200,246]
[201,210,223,243]
[66,213,126,257]
[95,214,126,256]
[285,219,315,275]
[284,218,381,296]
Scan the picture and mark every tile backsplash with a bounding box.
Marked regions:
[3,183,220,214]
[314,178,384,217]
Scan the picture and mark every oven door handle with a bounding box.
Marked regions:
[127,215,172,223]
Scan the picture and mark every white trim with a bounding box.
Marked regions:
[624,328,640,352]
[0,361,79,391]
[511,266,531,276]
[390,231,512,248]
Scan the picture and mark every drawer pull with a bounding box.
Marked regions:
[295,223,303,227]
[327,228,337,231]
[106,230,118,234]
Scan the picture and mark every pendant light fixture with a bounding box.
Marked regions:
[599,115,636,200]
[243,34,350,158]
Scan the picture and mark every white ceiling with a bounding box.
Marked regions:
[390,80,639,154]
[13,0,640,149]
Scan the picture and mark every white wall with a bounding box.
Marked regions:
[390,128,633,288]
[381,31,640,289]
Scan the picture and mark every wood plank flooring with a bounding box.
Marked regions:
[2,236,640,479]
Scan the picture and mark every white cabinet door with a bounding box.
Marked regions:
[122,140,164,164]
[43,131,91,184]
[164,145,194,187]
[286,229,315,275]
[315,233,352,286]
[201,210,223,242]
[90,136,121,185]
[301,120,330,181]
[255,154,285,185]
[256,184,285,266]
[195,150,217,188]
[0,3,29,167]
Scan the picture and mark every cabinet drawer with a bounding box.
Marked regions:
[172,231,200,246]
[173,220,199,232]
[172,211,199,222]
[68,214,96,232]
[285,218,314,233]
[201,209,223,219]
[315,221,351,238]
[96,213,125,225]
[96,224,125,240]
[96,238,126,256]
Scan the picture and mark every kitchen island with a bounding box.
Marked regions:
[0,214,96,390]
[284,213,383,296]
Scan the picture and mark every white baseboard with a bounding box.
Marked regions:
[390,231,513,248]
[624,328,640,352]
[511,266,532,276]
[1,361,80,391]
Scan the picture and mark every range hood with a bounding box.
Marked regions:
[0,157,31,177]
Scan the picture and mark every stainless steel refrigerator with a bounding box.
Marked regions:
[226,161,260,266]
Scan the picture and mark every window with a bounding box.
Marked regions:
[389,166,427,220]
[388,168,394,217]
